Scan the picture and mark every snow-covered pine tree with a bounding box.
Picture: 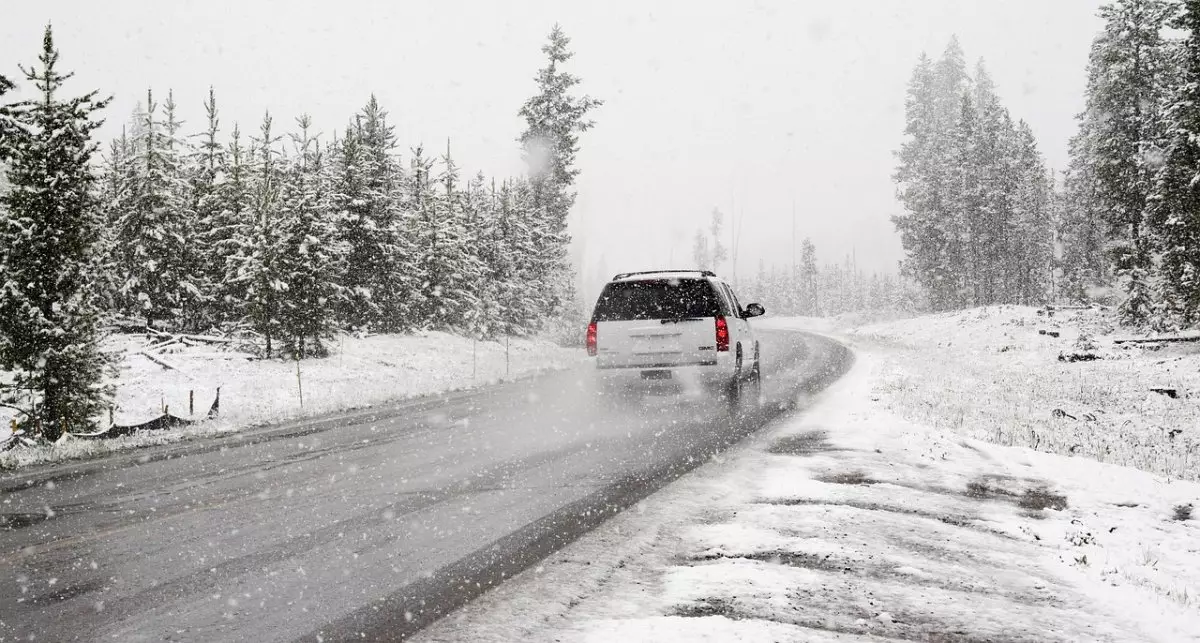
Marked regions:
[190,87,229,328]
[1153,0,1200,324]
[1058,132,1110,302]
[518,25,602,317]
[95,128,132,313]
[498,178,543,334]
[461,172,498,339]
[0,25,113,439]
[709,209,728,274]
[970,61,1020,305]
[210,124,253,324]
[233,112,284,355]
[410,142,476,330]
[425,142,483,331]
[691,231,710,270]
[484,178,523,337]
[333,97,415,331]
[1011,121,1054,306]
[893,44,968,312]
[0,72,14,161]
[1079,0,1175,323]
[945,92,982,308]
[162,90,203,328]
[273,115,343,357]
[112,89,199,329]
[800,239,819,315]
[751,259,768,305]
[330,119,370,327]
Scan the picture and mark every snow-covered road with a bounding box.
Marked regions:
[415,341,1200,642]
[0,330,851,642]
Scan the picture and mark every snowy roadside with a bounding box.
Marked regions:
[839,305,1200,482]
[0,331,583,470]
[414,322,1200,642]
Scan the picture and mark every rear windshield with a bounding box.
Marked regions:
[592,279,723,321]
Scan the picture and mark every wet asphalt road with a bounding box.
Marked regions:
[0,329,851,642]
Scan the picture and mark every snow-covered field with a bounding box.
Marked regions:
[415,310,1200,642]
[0,331,583,470]
[842,305,1200,481]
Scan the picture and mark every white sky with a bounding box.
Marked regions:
[2,0,1105,299]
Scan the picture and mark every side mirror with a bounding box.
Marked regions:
[743,303,765,318]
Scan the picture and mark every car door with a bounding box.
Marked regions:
[721,282,753,364]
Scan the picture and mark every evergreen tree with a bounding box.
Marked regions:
[518,25,601,316]
[0,26,112,439]
[1078,0,1175,322]
[461,172,499,338]
[495,178,542,334]
[95,128,132,312]
[709,208,728,273]
[0,73,15,162]
[1011,122,1054,305]
[893,47,965,311]
[970,61,1019,305]
[190,87,228,327]
[411,143,478,330]
[691,230,710,270]
[1153,0,1200,324]
[1059,133,1109,301]
[274,115,343,356]
[430,142,483,330]
[333,97,415,331]
[799,238,819,315]
[112,89,199,328]
[210,124,252,324]
[895,39,1054,311]
[945,92,981,307]
[233,112,284,354]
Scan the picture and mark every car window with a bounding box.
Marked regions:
[592,279,722,321]
[723,284,745,317]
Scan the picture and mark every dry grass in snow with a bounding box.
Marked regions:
[836,305,1200,481]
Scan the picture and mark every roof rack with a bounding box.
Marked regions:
[612,269,717,280]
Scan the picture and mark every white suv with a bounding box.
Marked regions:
[586,270,765,406]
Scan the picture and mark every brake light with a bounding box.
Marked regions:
[715,316,729,352]
[586,321,598,356]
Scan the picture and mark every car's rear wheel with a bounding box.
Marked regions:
[744,361,763,413]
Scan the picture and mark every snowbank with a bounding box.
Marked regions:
[1,331,583,470]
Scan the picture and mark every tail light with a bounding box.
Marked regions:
[586,321,598,356]
[715,316,730,352]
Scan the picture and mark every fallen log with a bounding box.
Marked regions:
[180,334,234,344]
[183,352,258,361]
[1113,335,1200,345]
[137,350,182,371]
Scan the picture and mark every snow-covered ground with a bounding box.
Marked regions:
[0,331,582,470]
[843,305,1200,481]
[415,311,1200,642]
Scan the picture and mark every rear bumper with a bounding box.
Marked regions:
[591,356,735,390]
[596,359,718,369]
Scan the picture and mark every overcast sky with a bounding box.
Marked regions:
[2,0,1106,298]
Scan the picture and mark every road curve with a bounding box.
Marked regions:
[0,329,851,642]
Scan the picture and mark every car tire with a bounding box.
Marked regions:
[727,360,762,423]
[745,361,763,413]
